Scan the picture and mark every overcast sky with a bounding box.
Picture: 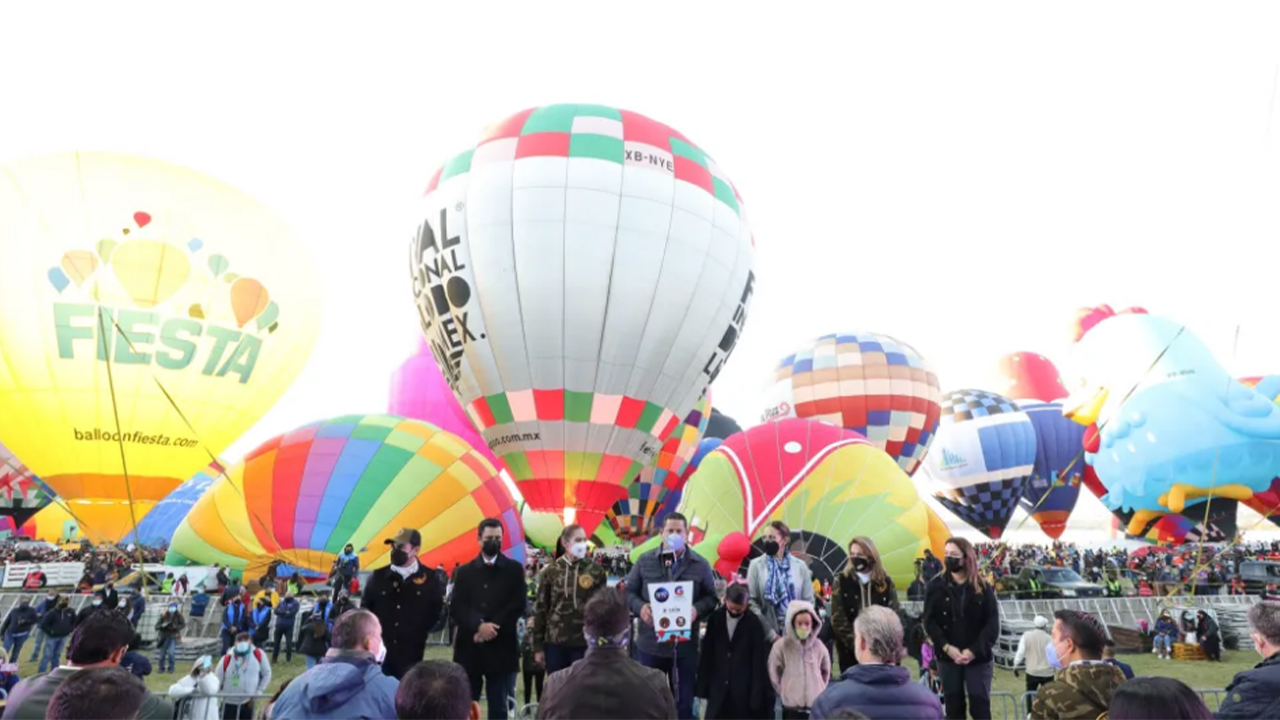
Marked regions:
[6,2,1280,534]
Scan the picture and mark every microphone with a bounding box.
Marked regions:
[661,551,675,572]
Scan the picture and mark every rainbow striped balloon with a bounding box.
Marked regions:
[167,414,524,574]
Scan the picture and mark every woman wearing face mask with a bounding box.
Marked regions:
[748,521,815,645]
[829,537,900,672]
[155,600,187,674]
[531,523,608,674]
[922,538,998,720]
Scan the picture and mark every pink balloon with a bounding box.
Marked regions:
[388,338,503,469]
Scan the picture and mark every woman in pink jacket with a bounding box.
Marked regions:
[768,600,831,719]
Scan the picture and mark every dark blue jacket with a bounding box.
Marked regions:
[1217,652,1280,720]
[274,597,300,628]
[121,650,152,678]
[1105,658,1134,680]
[129,594,146,625]
[811,663,943,720]
[190,593,211,618]
[624,546,718,659]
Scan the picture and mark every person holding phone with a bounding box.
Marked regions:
[167,656,221,720]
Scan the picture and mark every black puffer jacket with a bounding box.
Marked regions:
[1217,652,1280,719]
[922,575,999,665]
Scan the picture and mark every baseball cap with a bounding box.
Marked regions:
[385,528,422,547]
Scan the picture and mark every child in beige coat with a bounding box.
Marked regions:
[767,599,831,719]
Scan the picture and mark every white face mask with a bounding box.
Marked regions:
[569,541,588,559]
[374,643,387,664]
[856,572,871,584]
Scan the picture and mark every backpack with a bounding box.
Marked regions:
[222,648,264,671]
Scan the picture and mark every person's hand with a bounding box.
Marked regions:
[640,604,653,625]
[478,622,500,641]
[690,607,697,623]
[1013,668,1021,678]
[960,649,975,665]
[535,651,544,665]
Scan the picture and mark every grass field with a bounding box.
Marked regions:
[102,645,1249,719]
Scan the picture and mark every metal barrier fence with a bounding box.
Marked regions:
[174,693,273,720]
[995,687,1230,720]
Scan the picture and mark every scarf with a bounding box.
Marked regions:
[391,561,420,579]
[764,555,795,627]
[585,628,630,649]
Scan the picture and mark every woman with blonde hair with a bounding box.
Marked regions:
[922,537,998,720]
[829,537,900,672]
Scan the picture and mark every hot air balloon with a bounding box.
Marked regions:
[674,418,948,587]
[760,332,942,477]
[607,392,711,541]
[653,436,725,531]
[408,104,756,534]
[989,352,1083,538]
[1016,403,1085,539]
[167,415,525,576]
[521,502,567,553]
[0,442,54,527]
[123,461,223,548]
[389,336,502,469]
[18,503,80,544]
[924,389,1036,539]
[705,409,743,441]
[1064,306,1280,534]
[0,152,321,543]
[989,351,1069,404]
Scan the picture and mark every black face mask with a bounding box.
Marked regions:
[852,557,871,573]
[390,549,410,567]
[482,539,502,557]
[761,540,780,557]
[944,557,964,573]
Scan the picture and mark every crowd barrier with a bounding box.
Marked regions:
[174,693,272,720]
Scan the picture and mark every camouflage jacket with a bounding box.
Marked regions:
[532,556,609,651]
[1030,663,1126,720]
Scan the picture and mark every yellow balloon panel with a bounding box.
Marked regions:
[0,152,321,542]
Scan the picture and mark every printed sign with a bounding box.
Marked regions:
[649,580,693,643]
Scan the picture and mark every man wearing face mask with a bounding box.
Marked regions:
[747,521,814,646]
[361,528,445,681]
[1216,600,1280,719]
[1028,610,1123,720]
[696,583,773,720]
[452,518,527,720]
[215,632,273,720]
[269,609,401,720]
[532,524,608,674]
[626,512,719,720]
[331,543,361,602]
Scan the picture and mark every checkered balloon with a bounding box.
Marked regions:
[924,389,1036,539]
[760,332,941,477]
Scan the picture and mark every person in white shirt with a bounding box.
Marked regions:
[1013,616,1054,717]
[168,656,221,720]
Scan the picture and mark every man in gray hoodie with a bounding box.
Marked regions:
[269,609,400,720]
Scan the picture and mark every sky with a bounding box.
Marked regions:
[6,2,1280,535]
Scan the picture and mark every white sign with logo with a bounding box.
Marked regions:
[649,580,693,643]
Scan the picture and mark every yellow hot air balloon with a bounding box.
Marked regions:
[0,152,321,543]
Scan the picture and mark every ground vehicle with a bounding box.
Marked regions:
[998,565,1105,599]
[1237,561,1280,595]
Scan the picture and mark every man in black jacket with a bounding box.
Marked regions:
[696,583,772,720]
[451,518,526,720]
[1218,600,1280,719]
[626,512,719,720]
[361,527,445,680]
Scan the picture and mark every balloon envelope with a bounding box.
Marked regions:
[408,104,756,534]
[167,415,525,572]
[608,392,711,540]
[990,352,1069,403]
[389,337,502,469]
[1017,402,1084,539]
[925,389,1036,539]
[0,442,54,526]
[676,418,947,587]
[760,332,941,477]
[0,152,321,542]
[123,462,222,548]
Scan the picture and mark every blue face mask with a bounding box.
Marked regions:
[1045,639,1063,669]
[665,533,686,553]
[234,642,251,656]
